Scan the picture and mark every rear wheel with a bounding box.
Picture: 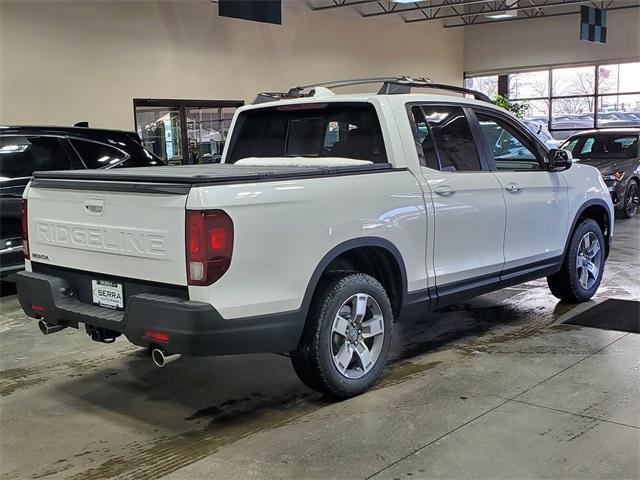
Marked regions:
[290,272,393,398]
[547,219,605,303]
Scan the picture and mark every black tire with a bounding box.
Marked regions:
[547,218,605,303]
[290,272,393,398]
[618,180,639,219]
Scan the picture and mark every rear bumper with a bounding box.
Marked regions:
[15,271,304,356]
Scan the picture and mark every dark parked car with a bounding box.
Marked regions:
[0,125,164,278]
[561,128,640,218]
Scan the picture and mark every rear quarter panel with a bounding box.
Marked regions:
[187,170,428,319]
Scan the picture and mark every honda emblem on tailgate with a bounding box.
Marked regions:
[84,198,105,216]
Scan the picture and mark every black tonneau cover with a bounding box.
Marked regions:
[31,163,393,194]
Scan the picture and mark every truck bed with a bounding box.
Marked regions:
[32,163,393,191]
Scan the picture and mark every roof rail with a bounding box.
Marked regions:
[252,76,492,104]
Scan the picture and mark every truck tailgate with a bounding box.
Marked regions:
[27,185,188,285]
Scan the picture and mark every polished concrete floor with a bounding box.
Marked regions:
[1,217,638,480]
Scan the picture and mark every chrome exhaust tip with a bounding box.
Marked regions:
[38,320,66,335]
[151,348,181,368]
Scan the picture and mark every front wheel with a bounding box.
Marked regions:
[547,218,605,303]
[290,272,393,398]
[620,180,639,219]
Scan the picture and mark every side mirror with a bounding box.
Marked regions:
[548,148,572,171]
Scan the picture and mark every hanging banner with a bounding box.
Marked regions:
[580,6,607,44]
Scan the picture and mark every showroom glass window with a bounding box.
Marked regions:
[465,61,640,140]
[0,136,70,179]
[410,105,482,172]
[464,75,499,99]
[475,112,542,171]
[186,106,236,164]
[69,139,128,168]
[508,70,550,125]
[226,102,388,164]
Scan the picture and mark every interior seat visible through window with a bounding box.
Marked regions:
[410,105,482,172]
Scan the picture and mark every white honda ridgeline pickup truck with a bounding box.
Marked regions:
[15,78,613,398]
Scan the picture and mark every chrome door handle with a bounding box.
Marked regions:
[434,186,455,196]
[505,183,522,193]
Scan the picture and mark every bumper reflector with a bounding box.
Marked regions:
[144,330,170,342]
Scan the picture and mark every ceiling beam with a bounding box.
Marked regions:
[311,0,380,11]
[405,0,633,23]
[442,2,640,26]
[363,0,502,18]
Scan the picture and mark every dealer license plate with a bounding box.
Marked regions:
[92,280,124,310]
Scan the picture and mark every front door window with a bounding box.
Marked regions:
[475,112,543,171]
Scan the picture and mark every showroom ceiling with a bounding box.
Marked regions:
[309,0,640,27]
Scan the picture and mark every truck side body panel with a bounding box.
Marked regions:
[186,170,429,319]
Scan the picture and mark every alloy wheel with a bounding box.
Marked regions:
[576,232,602,290]
[330,293,385,379]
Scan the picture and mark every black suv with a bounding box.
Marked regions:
[561,129,640,218]
[0,126,164,278]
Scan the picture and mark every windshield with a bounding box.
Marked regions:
[561,134,638,160]
[226,102,387,164]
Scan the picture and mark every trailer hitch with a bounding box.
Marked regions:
[85,325,121,343]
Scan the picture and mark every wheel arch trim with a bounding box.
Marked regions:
[564,198,613,261]
[298,237,411,322]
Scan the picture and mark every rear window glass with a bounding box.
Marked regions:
[113,146,164,168]
[0,136,70,179]
[70,139,128,168]
[563,135,638,160]
[226,103,388,163]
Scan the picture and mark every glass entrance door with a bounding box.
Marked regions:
[134,99,243,165]
[134,106,184,165]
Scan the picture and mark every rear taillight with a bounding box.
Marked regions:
[21,199,29,259]
[185,210,233,286]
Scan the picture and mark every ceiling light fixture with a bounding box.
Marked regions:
[485,1,518,19]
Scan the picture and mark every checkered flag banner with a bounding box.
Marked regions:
[580,5,607,43]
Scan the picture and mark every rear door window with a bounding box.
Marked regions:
[410,105,482,171]
[226,102,388,163]
[69,139,128,168]
[0,136,71,179]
